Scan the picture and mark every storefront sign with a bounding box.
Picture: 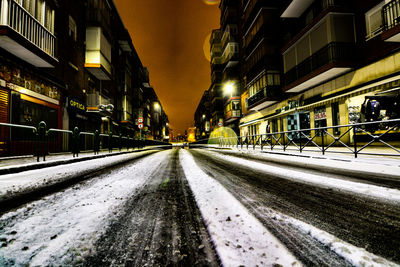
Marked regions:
[0,64,60,101]
[68,97,86,112]
[314,107,326,120]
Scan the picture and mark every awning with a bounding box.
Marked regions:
[239,118,263,127]
[298,75,400,111]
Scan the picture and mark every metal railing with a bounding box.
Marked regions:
[189,119,400,158]
[0,121,172,162]
[284,42,355,86]
[247,85,281,108]
[383,0,400,31]
[0,0,56,58]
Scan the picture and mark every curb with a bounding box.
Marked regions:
[208,148,400,183]
[0,146,172,176]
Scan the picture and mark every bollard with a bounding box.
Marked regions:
[119,134,123,151]
[353,126,358,158]
[36,121,47,162]
[94,130,100,155]
[72,127,80,158]
[108,131,113,153]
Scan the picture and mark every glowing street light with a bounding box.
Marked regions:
[223,81,235,96]
[154,102,160,110]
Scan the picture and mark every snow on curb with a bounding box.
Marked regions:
[179,149,302,267]
[225,148,400,180]
[0,151,169,266]
[0,150,155,202]
[206,150,400,203]
[258,206,400,267]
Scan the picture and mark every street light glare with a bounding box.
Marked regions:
[223,82,234,95]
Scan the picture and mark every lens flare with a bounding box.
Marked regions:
[202,0,220,5]
[208,127,238,146]
[203,33,211,62]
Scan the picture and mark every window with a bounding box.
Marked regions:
[331,102,340,135]
[314,106,327,136]
[69,16,77,41]
[45,5,54,33]
[247,71,280,97]
[365,1,385,39]
[271,119,278,133]
[35,0,44,24]
[22,0,35,15]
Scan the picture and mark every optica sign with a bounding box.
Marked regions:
[68,97,86,112]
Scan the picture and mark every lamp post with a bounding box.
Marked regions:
[153,102,160,140]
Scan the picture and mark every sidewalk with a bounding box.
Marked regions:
[0,147,162,175]
[206,146,400,183]
[228,145,400,167]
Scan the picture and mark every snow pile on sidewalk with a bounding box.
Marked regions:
[217,148,400,179]
[206,150,400,203]
[0,151,169,266]
[0,150,155,202]
[179,149,302,266]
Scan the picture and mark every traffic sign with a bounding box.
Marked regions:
[138,123,144,129]
[138,117,143,123]
[218,122,223,127]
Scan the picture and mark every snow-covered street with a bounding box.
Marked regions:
[1,148,400,266]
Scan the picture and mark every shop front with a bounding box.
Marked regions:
[0,62,62,156]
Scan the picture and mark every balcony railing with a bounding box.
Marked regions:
[225,110,241,120]
[284,42,354,87]
[383,0,400,31]
[0,0,55,58]
[247,85,280,107]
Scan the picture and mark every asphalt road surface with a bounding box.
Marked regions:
[189,149,400,266]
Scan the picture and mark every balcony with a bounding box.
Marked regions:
[284,42,354,93]
[382,0,400,42]
[247,85,280,111]
[86,92,114,116]
[281,0,349,52]
[220,6,238,28]
[224,109,241,122]
[210,29,222,45]
[281,0,315,18]
[221,42,239,65]
[0,0,56,67]
[85,27,112,80]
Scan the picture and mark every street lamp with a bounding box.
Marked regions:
[154,102,160,111]
[223,81,235,97]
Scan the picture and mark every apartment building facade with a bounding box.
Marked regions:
[0,0,167,149]
[0,0,61,132]
[194,90,211,140]
[220,0,241,132]
[238,0,400,144]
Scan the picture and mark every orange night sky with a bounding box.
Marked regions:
[114,0,220,135]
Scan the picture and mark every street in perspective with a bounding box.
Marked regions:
[1,0,400,266]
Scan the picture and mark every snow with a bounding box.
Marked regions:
[0,150,156,201]
[203,150,400,203]
[257,206,400,267]
[224,148,400,178]
[179,149,302,267]
[0,150,170,266]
